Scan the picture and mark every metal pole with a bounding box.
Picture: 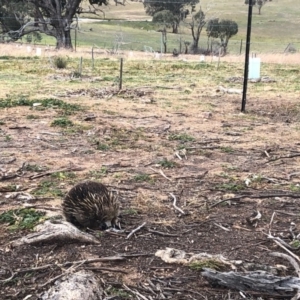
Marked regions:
[241,0,253,113]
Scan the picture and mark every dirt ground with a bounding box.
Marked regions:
[1,66,300,299]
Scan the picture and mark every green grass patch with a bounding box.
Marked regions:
[133,173,153,182]
[51,117,74,127]
[33,181,64,197]
[220,146,234,153]
[0,97,82,113]
[158,158,178,168]
[189,259,226,271]
[0,208,45,231]
[25,163,48,172]
[216,182,244,192]
[51,171,76,180]
[168,132,195,142]
[89,167,108,178]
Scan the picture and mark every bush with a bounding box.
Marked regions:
[53,56,67,69]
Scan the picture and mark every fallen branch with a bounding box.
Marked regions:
[149,167,172,181]
[29,166,85,180]
[11,220,100,247]
[123,284,149,300]
[214,223,231,232]
[202,268,300,297]
[270,252,300,277]
[170,193,185,215]
[148,228,179,237]
[210,192,300,208]
[264,153,300,165]
[126,222,147,239]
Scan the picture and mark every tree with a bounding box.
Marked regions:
[0,0,110,49]
[245,0,267,15]
[186,9,206,53]
[143,0,199,34]
[206,18,238,55]
[152,10,179,35]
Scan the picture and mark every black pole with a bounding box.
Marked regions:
[241,0,253,112]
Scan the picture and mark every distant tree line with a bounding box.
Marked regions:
[0,0,239,55]
[146,0,238,55]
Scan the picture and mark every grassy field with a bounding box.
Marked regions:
[32,0,300,54]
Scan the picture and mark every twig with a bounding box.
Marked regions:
[0,267,15,283]
[126,222,147,239]
[170,193,185,215]
[149,167,172,181]
[214,223,231,232]
[268,234,300,264]
[123,284,149,300]
[147,228,179,237]
[268,211,276,235]
[270,252,300,277]
[210,192,300,208]
[84,267,128,274]
[264,153,300,164]
[29,166,85,180]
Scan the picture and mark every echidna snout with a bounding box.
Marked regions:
[62,181,120,229]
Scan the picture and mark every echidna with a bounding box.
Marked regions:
[62,181,119,229]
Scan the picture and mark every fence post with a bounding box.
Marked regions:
[79,57,82,75]
[92,46,94,69]
[240,39,243,55]
[119,58,123,90]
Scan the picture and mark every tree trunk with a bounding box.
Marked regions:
[172,22,178,34]
[258,5,262,14]
[55,28,73,49]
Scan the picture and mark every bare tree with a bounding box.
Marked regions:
[186,9,206,53]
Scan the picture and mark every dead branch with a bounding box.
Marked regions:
[202,268,300,297]
[210,192,300,208]
[169,193,185,215]
[264,153,300,164]
[84,267,128,274]
[29,166,85,180]
[268,234,300,261]
[149,167,172,181]
[270,252,300,277]
[147,228,179,237]
[11,220,100,247]
[123,284,149,300]
[214,223,231,232]
[40,270,103,300]
[126,222,147,239]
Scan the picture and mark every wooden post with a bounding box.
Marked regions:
[239,39,243,55]
[79,57,82,74]
[119,58,123,90]
[92,46,94,69]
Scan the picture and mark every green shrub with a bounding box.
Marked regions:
[54,56,68,69]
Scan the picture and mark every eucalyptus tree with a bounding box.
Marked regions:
[144,0,199,33]
[0,0,110,49]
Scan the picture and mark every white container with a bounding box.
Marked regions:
[36,48,42,56]
[249,57,261,79]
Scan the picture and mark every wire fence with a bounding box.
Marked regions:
[1,20,299,57]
